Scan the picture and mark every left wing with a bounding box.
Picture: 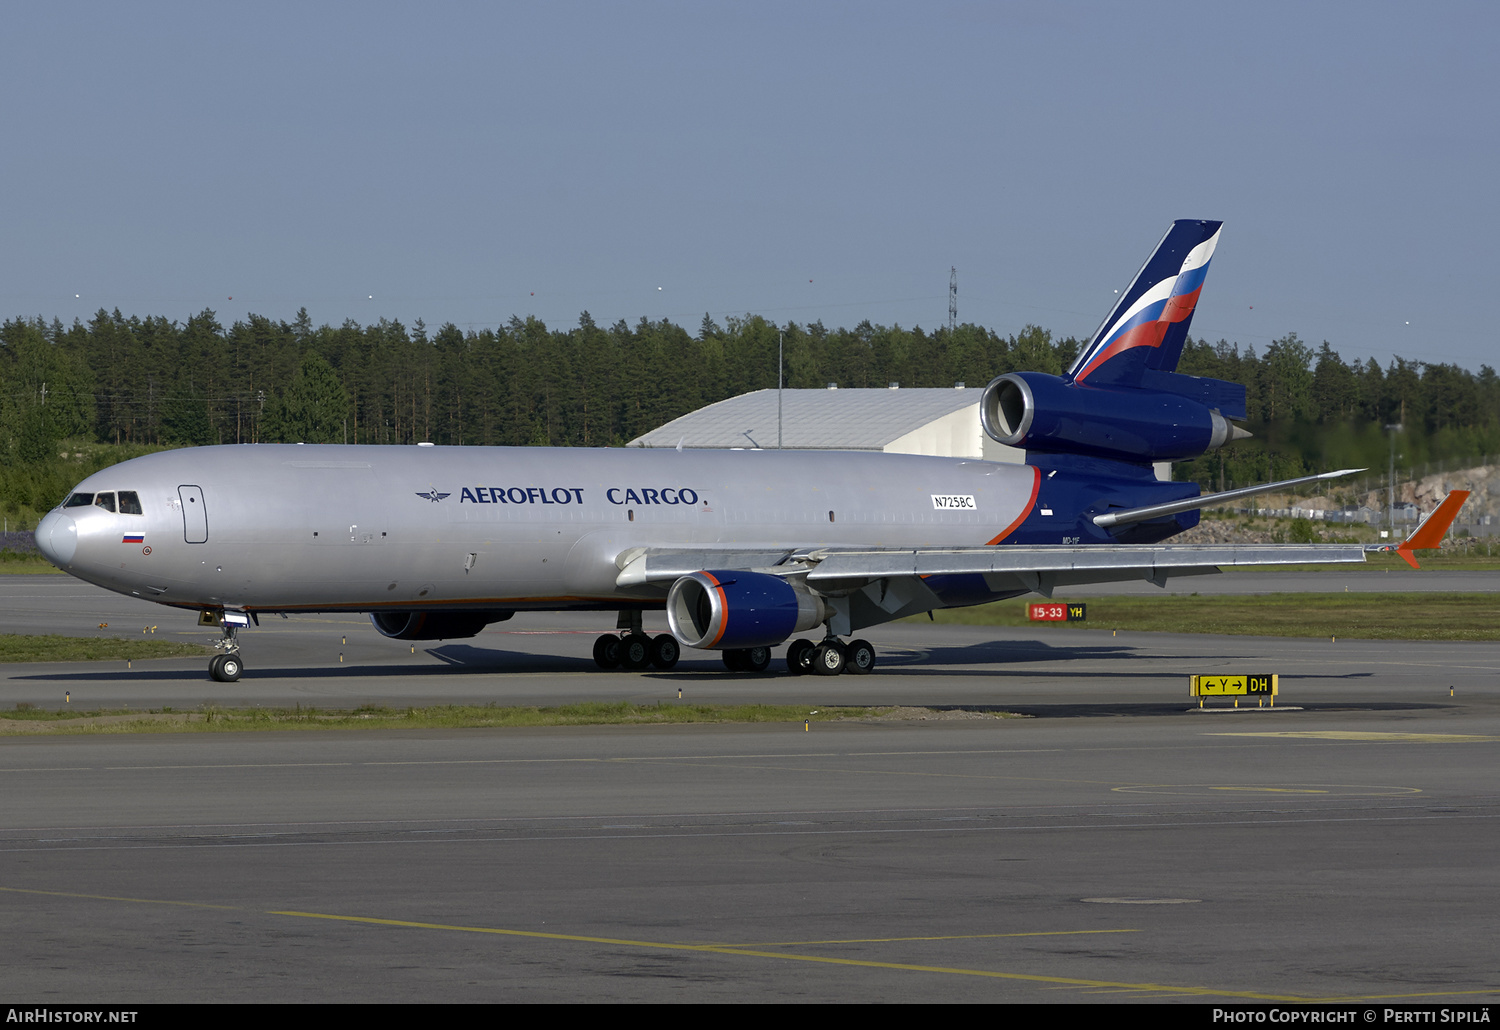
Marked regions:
[619,542,1363,593]
[616,490,1468,639]
[800,542,1365,593]
[618,541,1365,637]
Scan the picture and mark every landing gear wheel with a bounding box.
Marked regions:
[811,642,846,676]
[649,633,680,670]
[593,634,622,669]
[785,638,814,675]
[844,639,876,675]
[620,633,652,670]
[722,647,770,672]
[209,653,242,683]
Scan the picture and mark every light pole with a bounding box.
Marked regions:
[1385,422,1403,534]
[778,329,784,450]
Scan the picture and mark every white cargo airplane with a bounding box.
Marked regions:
[32,221,1465,681]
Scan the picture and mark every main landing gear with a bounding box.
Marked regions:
[592,631,680,671]
[590,611,877,676]
[784,637,875,677]
[592,610,680,671]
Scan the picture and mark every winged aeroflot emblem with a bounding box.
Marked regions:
[415,488,451,503]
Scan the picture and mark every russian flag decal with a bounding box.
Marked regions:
[122,534,145,544]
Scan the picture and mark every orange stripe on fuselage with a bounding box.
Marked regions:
[987,465,1041,545]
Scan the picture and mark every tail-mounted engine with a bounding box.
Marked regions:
[979,371,1249,465]
[667,571,827,650]
[370,610,514,641]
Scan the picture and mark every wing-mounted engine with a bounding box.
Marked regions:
[979,371,1250,465]
[370,610,514,641]
[667,570,827,650]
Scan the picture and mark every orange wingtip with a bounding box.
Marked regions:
[1395,490,1470,569]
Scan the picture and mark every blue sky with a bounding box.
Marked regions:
[3,1,1494,370]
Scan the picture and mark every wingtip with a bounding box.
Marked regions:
[1396,489,1470,558]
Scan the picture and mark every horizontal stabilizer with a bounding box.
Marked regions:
[1138,369,1248,422]
[1093,469,1365,528]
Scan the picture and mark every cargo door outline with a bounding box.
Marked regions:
[179,485,208,543]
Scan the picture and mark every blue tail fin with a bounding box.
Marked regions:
[1067,219,1222,387]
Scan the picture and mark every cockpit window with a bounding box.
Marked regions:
[118,491,143,515]
[94,492,116,512]
[64,492,94,508]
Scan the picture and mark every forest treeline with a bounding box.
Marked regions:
[2,306,1499,524]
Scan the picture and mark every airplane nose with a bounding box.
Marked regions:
[35,511,77,566]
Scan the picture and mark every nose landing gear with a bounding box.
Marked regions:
[209,652,242,682]
[207,612,246,682]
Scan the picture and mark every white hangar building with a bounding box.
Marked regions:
[629,385,1024,462]
[630,385,1171,480]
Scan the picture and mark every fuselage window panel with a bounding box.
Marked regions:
[118,491,143,515]
[94,492,116,512]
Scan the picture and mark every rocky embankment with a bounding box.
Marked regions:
[1168,464,1496,545]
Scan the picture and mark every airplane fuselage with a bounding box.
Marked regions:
[35,443,1189,615]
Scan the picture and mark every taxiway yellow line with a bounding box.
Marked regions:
[721,929,1140,947]
[266,909,1496,1002]
[0,884,238,910]
[1209,731,1500,743]
[9,883,1496,1002]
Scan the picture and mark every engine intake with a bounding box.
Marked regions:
[667,570,827,650]
[979,371,1242,464]
[370,610,513,641]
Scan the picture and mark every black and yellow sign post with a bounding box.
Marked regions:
[1189,673,1279,709]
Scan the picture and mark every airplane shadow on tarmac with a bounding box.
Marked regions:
[15,646,587,681]
[12,638,1380,685]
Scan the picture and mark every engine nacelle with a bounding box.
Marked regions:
[667,570,827,650]
[979,371,1240,464]
[369,610,513,641]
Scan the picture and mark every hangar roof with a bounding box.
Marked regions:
[629,387,979,451]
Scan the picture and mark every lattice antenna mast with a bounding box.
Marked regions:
[948,267,957,335]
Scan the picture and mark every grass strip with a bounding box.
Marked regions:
[0,701,1021,735]
[916,591,1500,640]
[0,559,64,574]
[0,634,212,662]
